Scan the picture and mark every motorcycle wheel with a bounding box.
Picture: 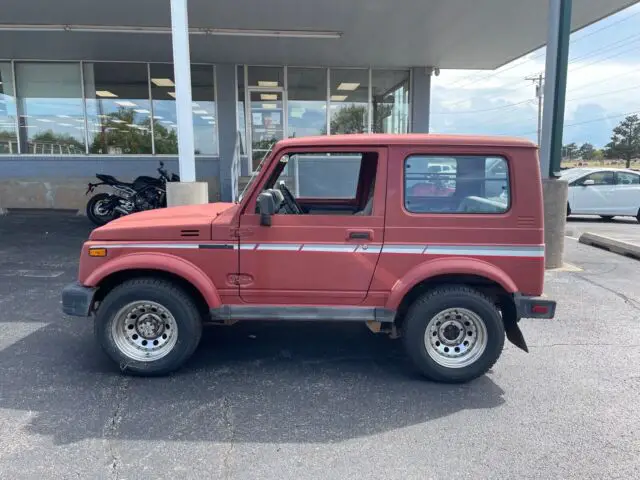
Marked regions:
[86,193,117,226]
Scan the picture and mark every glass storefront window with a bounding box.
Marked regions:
[15,63,85,154]
[0,63,18,154]
[84,62,152,155]
[371,70,410,134]
[149,64,217,155]
[237,65,246,154]
[287,67,327,138]
[329,69,369,134]
[247,66,284,88]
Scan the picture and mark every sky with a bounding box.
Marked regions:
[431,2,640,148]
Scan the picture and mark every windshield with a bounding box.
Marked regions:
[560,168,590,183]
[238,143,275,202]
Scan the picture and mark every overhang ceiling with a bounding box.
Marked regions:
[0,0,637,68]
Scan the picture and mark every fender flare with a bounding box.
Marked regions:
[84,252,222,308]
[385,256,518,310]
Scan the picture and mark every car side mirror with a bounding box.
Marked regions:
[582,179,595,186]
[257,192,277,226]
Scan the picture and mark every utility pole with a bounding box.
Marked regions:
[526,73,544,146]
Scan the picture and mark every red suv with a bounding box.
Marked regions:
[62,134,555,383]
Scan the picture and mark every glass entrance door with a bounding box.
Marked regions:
[248,89,285,171]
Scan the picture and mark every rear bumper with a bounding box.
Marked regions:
[514,294,556,319]
[62,282,97,317]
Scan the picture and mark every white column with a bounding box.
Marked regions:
[170,0,196,182]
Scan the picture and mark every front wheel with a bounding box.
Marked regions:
[94,278,203,376]
[86,193,116,226]
[402,286,505,383]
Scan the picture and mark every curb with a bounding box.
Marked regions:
[578,232,640,260]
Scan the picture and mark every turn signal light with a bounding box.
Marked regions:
[88,248,107,257]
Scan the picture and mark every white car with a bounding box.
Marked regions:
[562,167,640,222]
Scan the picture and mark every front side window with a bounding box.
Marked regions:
[263,151,377,215]
[579,171,614,186]
[404,155,509,214]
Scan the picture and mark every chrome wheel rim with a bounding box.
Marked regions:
[111,301,178,362]
[424,308,487,368]
[93,199,111,217]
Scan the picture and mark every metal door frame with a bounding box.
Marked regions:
[245,85,287,173]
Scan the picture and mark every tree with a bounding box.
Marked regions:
[562,142,578,160]
[328,105,368,134]
[604,114,640,168]
[579,142,595,160]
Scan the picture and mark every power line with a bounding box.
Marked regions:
[431,99,534,115]
[517,110,640,136]
[566,84,640,102]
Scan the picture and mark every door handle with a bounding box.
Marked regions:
[348,230,372,241]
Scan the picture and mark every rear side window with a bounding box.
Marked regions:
[404,155,510,214]
[616,171,640,185]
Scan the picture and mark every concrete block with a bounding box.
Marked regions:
[542,178,569,269]
[579,232,640,260]
[166,182,209,207]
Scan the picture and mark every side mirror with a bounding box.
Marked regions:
[257,192,277,226]
[582,179,595,186]
[159,161,165,167]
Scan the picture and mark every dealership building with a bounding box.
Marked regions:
[0,0,635,212]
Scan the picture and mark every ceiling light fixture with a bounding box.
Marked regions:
[261,103,277,109]
[151,78,175,87]
[96,90,118,98]
[258,81,279,87]
[337,83,360,91]
[330,95,348,101]
[201,116,214,120]
[260,93,278,100]
[192,109,208,114]
[134,109,150,114]
[0,24,343,39]
[167,92,176,98]
[115,100,137,107]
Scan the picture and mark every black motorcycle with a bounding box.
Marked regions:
[85,161,180,226]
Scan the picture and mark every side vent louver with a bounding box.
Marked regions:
[517,216,536,228]
[180,229,201,238]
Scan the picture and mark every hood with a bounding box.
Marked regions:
[90,202,236,241]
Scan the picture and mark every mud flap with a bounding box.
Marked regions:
[505,321,529,352]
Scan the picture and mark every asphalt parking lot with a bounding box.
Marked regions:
[0,213,638,479]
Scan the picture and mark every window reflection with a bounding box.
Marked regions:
[287,67,327,137]
[149,64,217,155]
[329,69,369,134]
[0,63,18,154]
[371,70,410,134]
[16,63,85,154]
[84,62,152,155]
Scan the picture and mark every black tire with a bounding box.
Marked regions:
[600,215,614,221]
[402,286,505,383]
[566,203,571,218]
[86,193,116,226]
[94,278,203,376]
[636,208,640,223]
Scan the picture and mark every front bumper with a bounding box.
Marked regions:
[62,282,97,317]
[514,294,556,319]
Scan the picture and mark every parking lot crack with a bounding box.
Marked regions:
[103,378,130,480]
[573,274,640,312]
[221,397,236,480]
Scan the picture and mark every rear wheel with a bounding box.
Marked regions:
[86,193,116,226]
[600,215,614,221]
[402,286,505,383]
[566,203,571,218]
[95,278,203,376]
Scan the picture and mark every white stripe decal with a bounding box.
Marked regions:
[93,242,544,257]
[93,243,200,249]
[256,244,302,251]
[301,244,358,253]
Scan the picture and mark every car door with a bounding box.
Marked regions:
[237,147,386,305]
[570,171,615,214]
[614,171,640,215]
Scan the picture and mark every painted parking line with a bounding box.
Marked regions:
[0,322,48,352]
[0,270,64,278]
